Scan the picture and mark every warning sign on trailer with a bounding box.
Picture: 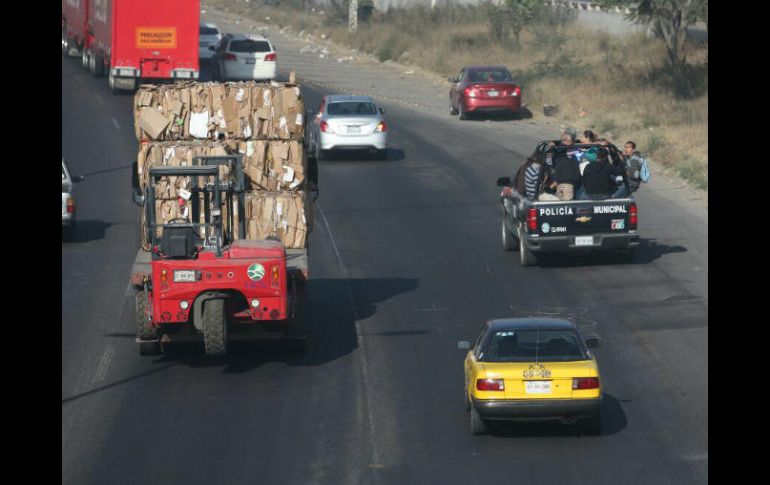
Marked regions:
[136,27,177,49]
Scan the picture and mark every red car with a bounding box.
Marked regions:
[449,65,522,120]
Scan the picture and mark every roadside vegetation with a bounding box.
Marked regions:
[206,0,708,191]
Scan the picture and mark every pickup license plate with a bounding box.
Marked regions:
[525,381,552,394]
[245,59,256,64]
[347,126,361,134]
[173,270,196,282]
[575,236,594,246]
[487,90,499,97]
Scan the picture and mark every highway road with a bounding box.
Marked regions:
[62,45,707,484]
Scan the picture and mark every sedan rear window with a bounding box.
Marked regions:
[200,26,220,35]
[327,102,377,116]
[482,329,586,362]
[228,40,272,53]
[467,69,513,83]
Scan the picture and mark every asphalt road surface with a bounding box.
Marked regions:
[62,54,707,484]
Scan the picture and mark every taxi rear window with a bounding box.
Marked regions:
[483,329,587,362]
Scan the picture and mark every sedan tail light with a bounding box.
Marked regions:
[375,121,388,132]
[66,197,75,213]
[476,378,505,391]
[464,85,480,98]
[511,86,521,97]
[264,53,277,61]
[572,377,600,390]
[320,120,332,133]
[223,53,237,61]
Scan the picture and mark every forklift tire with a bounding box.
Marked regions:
[202,298,227,357]
[135,291,158,341]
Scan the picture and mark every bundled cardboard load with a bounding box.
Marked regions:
[136,141,232,188]
[241,191,309,249]
[227,140,305,191]
[134,81,304,142]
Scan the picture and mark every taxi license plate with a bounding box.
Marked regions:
[525,381,552,394]
[487,90,499,97]
[575,236,594,246]
[245,59,256,64]
[347,126,361,134]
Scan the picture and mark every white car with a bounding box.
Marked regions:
[199,22,222,60]
[62,159,84,240]
[212,34,277,81]
[308,95,388,160]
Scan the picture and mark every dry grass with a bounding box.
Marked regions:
[207,1,708,190]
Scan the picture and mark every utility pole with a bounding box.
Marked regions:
[349,0,358,33]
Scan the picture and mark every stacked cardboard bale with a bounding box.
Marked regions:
[134,80,310,250]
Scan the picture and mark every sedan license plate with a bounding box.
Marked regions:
[245,59,256,64]
[173,270,196,283]
[575,236,594,246]
[347,126,361,134]
[487,90,499,97]
[525,381,552,394]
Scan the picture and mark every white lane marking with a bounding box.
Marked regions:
[316,203,381,467]
[92,345,115,382]
[112,117,121,130]
[94,94,104,105]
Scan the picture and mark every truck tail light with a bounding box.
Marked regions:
[629,202,637,229]
[375,121,387,132]
[66,197,75,213]
[476,378,505,391]
[160,269,167,284]
[223,53,237,61]
[264,53,277,61]
[527,208,537,232]
[320,120,332,133]
[271,265,280,288]
[572,377,600,390]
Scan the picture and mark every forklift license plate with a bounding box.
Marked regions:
[173,270,196,282]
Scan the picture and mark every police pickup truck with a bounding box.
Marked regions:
[497,142,639,266]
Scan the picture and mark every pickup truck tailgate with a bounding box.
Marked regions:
[534,199,634,236]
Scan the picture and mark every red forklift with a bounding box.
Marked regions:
[130,155,309,356]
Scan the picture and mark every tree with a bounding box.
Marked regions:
[600,0,707,70]
[484,0,542,49]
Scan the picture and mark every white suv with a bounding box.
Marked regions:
[199,22,222,60]
[211,34,277,81]
[62,159,84,240]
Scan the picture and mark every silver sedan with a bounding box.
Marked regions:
[307,95,388,160]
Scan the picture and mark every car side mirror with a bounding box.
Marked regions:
[448,76,457,83]
[496,176,511,187]
[73,175,85,183]
[585,336,601,349]
[379,107,385,114]
[457,340,470,350]
[132,188,145,207]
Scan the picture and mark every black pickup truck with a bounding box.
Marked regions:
[498,142,639,266]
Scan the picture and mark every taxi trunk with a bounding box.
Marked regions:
[479,361,600,400]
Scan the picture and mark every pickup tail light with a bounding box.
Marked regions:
[223,53,237,61]
[629,202,638,229]
[264,53,277,61]
[66,197,75,213]
[320,120,332,133]
[476,378,505,391]
[375,121,388,132]
[527,208,537,232]
[572,377,600,390]
[464,85,480,98]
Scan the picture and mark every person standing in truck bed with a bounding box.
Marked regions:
[578,148,626,199]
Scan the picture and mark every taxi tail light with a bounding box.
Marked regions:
[264,53,277,61]
[375,121,388,132]
[476,378,505,391]
[320,120,332,133]
[629,202,638,229]
[271,265,280,288]
[572,377,600,390]
[527,208,537,232]
[66,197,75,213]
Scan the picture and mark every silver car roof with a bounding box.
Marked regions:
[326,95,375,103]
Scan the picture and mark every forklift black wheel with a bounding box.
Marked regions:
[202,298,227,357]
[135,291,158,341]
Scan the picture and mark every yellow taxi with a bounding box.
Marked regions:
[459,318,602,435]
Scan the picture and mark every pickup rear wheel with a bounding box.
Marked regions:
[202,298,227,357]
[470,406,488,435]
[501,219,516,251]
[518,227,538,267]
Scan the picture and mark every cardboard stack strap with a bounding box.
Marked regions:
[134,81,304,142]
[241,191,309,249]
[227,140,305,191]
